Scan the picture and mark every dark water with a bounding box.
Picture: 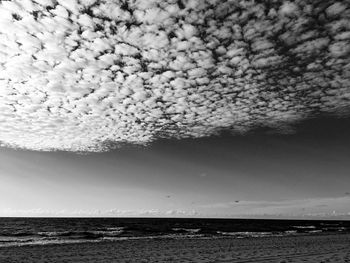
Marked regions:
[0,217,349,247]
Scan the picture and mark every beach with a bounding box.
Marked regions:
[0,233,349,263]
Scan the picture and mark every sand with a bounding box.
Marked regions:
[0,233,349,263]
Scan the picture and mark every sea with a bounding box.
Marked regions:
[0,218,349,247]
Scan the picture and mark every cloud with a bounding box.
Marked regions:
[2,196,349,218]
[199,196,350,218]
[0,0,349,151]
[0,208,201,217]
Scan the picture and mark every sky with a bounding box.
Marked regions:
[1,115,350,218]
[0,0,350,218]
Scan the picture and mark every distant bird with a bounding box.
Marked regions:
[235,200,240,203]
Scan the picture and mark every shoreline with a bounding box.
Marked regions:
[0,233,349,262]
[0,230,346,248]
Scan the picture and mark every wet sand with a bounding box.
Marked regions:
[0,233,349,263]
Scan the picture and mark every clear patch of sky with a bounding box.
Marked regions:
[0,115,350,217]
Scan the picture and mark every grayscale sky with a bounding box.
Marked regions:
[0,1,350,218]
[1,116,350,218]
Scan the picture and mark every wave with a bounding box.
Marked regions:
[0,227,126,247]
[321,227,346,232]
[0,237,100,248]
[284,230,297,235]
[307,230,323,233]
[216,231,279,238]
[0,227,343,248]
[37,228,125,239]
[1,218,349,248]
[292,225,316,229]
[0,233,207,248]
[0,237,36,244]
[171,228,201,233]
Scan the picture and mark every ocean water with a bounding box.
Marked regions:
[0,218,349,247]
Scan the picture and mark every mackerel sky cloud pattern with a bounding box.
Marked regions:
[0,0,349,151]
